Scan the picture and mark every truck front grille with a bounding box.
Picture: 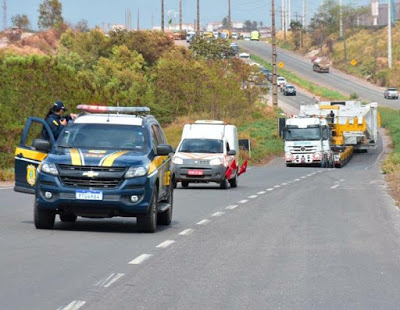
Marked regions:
[60,176,122,189]
[290,146,317,154]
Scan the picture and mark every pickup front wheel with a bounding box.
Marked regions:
[34,202,55,229]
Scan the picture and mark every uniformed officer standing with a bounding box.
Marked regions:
[42,101,77,140]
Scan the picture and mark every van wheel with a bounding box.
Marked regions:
[181,181,189,188]
[137,188,157,233]
[34,202,55,229]
[220,178,229,189]
[158,184,173,226]
[229,174,238,188]
[59,214,77,222]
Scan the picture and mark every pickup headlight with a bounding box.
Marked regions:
[173,157,184,165]
[210,158,223,165]
[40,163,59,176]
[125,166,148,178]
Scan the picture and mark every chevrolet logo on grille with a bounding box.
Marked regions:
[82,171,99,178]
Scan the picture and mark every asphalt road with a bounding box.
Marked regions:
[2,134,400,309]
[239,40,400,108]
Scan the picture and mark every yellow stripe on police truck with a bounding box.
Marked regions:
[70,149,82,166]
[101,151,130,167]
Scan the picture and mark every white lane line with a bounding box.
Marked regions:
[94,273,115,287]
[103,273,125,288]
[340,179,345,182]
[238,199,248,204]
[197,219,211,225]
[294,179,300,182]
[318,170,323,173]
[179,228,194,236]
[307,174,313,177]
[212,211,225,217]
[0,187,13,190]
[274,185,281,188]
[281,183,287,186]
[267,188,274,191]
[301,176,306,179]
[331,184,339,189]
[129,254,153,265]
[156,240,176,249]
[257,191,266,195]
[248,195,258,199]
[57,301,86,310]
[226,205,238,210]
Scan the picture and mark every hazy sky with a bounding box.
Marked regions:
[5,0,371,30]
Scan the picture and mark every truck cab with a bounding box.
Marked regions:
[284,117,333,167]
[14,105,174,233]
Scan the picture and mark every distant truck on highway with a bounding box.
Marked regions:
[384,88,399,99]
[250,31,260,41]
[173,120,246,189]
[312,56,330,73]
[282,101,379,168]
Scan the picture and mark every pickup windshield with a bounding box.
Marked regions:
[285,128,321,141]
[179,139,223,154]
[57,123,148,153]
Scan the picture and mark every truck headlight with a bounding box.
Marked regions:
[173,157,183,165]
[210,158,223,165]
[39,163,59,176]
[125,166,148,178]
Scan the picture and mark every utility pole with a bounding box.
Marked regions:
[179,0,183,32]
[339,0,343,37]
[272,0,278,106]
[388,0,392,69]
[2,0,6,30]
[137,8,140,31]
[228,0,231,31]
[196,0,200,35]
[161,0,164,32]
[288,0,291,30]
[302,0,305,29]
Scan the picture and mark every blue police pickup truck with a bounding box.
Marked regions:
[14,105,174,233]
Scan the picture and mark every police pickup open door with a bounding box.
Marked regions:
[14,117,55,194]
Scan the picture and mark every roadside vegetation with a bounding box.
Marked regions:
[0,27,271,180]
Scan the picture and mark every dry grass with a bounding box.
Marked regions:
[0,168,14,181]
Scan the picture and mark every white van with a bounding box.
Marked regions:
[173,120,239,189]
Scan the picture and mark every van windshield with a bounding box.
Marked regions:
[57,123,148,153]
[179,139,223,154]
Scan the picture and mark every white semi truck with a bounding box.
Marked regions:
[283,101,379,168]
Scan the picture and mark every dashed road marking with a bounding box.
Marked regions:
[248,195,258,199]
[307,174,313,177]
[103,273,124,288]
[301,176,306,179]
[156,240,176,249]
[238,199,248,204]
[281,183,287,186]
[267,188,274,191]
[179,228,194,236]
[226,205,238,210]
[212,211,225,217]
[57,300,86,310]
[257,191,266,195]
[331,184,339,189]
[294,179,300,182]
[274,185,280,188]
[129,254,153,265]
[197,219,211,225]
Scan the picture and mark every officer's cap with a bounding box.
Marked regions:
[53,101,67,112]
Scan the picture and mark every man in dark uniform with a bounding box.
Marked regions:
[42,101,77,140]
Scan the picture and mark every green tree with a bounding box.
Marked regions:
[189,37,236,60]
[75,19,89,33]
[38,0,63,29]
[11,14,30,30]
[222,16,230,29]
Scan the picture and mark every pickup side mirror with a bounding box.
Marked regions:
[228,150,237,156]
[32,139,51,153]
[157,144,174,156]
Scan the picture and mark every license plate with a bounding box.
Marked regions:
[188,169,204,176]
[75,190,103,201]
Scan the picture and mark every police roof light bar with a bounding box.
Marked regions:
[77,105,150,114]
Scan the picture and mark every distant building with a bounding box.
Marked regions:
[259,26,272,39]
[206,21,244,32]
[358,1,400,26]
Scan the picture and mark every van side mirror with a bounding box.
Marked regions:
[32,139,51,153]
[228,150,236,156]
[157,144,174,156]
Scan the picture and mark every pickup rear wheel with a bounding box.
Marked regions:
[34,202,55,229]
[137,188,157,233]
[229,173,238,188]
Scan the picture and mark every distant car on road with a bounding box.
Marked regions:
[384,88,399,99]
[239,52,250,59]
[283,84,297,96]
[231,32,239,40]
[277,77,287,87]
[230,43,239,55]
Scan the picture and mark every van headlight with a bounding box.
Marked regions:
[173,157,184,165]
[210,158,223,165]
[39,163,59,176]
[125,166,148,178]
